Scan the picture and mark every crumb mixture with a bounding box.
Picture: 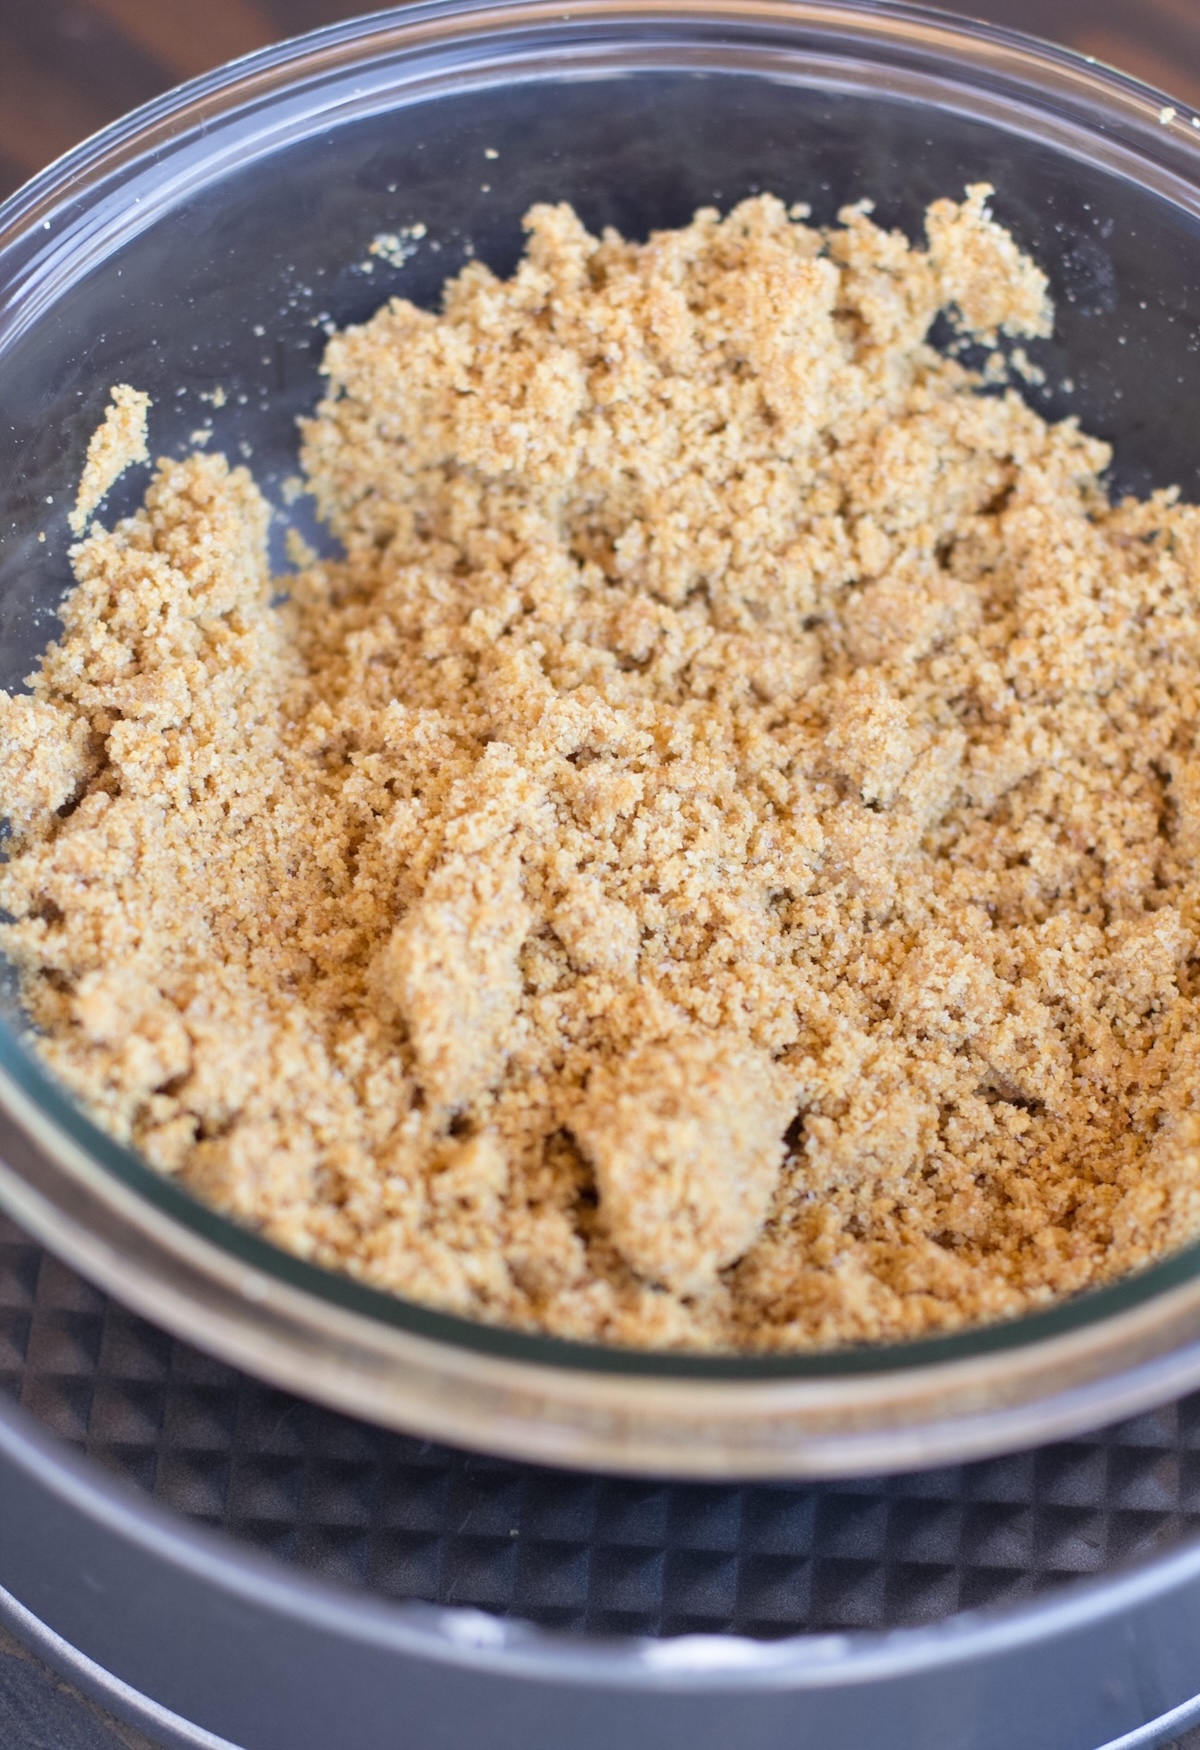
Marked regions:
[68,384,150,536]
[4,186,1200,1352]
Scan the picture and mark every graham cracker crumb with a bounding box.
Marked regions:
[69,385,150,536]
[284,527,317,569]
[4,189,1199,1353]
[572,1032,792,1294]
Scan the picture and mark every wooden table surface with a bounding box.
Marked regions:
[0,0,1199,205]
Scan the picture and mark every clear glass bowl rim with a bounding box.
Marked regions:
[2,0,1200,1472]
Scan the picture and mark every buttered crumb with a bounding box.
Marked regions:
[3,186,1199,1353]
[68,384,150,535]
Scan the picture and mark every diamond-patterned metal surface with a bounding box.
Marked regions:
[2,1213,1200,1642]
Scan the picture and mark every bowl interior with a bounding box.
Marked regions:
[3,19,1200,1377]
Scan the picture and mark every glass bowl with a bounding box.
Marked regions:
[3,0,1200,1478]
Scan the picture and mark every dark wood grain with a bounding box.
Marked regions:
[0,1620,158,1750]
[0,0,1199,201]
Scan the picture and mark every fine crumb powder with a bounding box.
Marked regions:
[68,385,150,536]
[4,185,1200,1353]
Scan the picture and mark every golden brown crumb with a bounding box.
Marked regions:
[572,1032,793,1294]
[3,185,1199,1353]
[68,385,150,535]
